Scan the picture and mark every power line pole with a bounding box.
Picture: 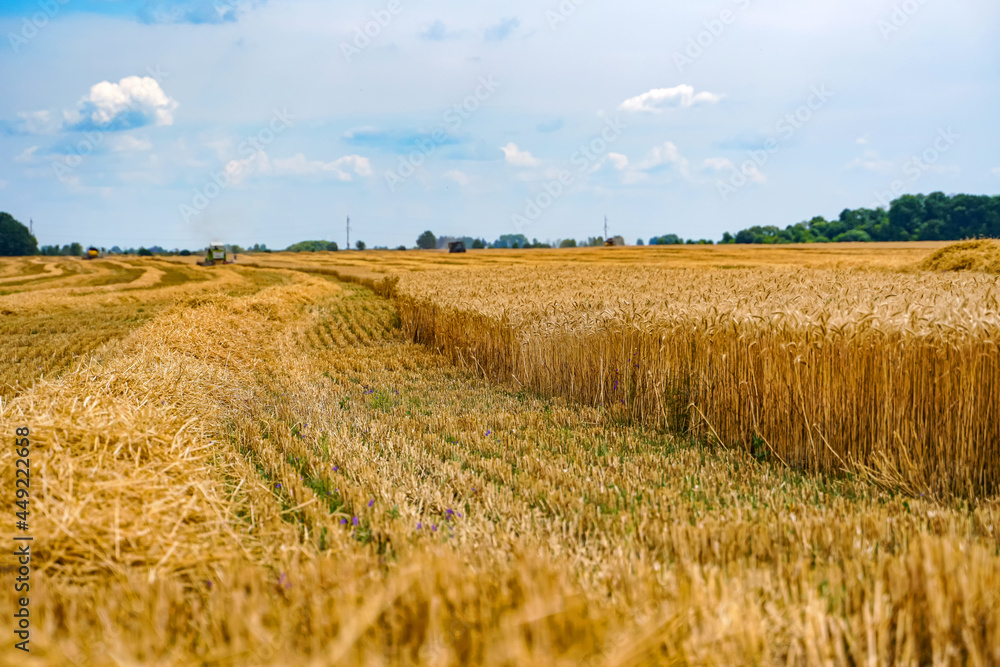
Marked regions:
[604,215,608,240]
[29,218,33,235]
[346,215,350,250]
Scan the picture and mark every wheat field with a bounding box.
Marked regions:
[2,244,999,665]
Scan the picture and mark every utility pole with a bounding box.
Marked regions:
[346,215,350,250]
[604,215,608,241]
[29,218,33,235]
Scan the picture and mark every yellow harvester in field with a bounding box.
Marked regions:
[85,246,100,259]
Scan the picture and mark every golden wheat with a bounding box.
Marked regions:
[2,246,998,665]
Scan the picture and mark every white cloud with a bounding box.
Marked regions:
[856,135,869,145]
[109,135,153,153]
[618,85,723,113]
[272,153,372,180]
[225,151,371,184]
[0,180,8,189]
[14,146,39,163]
[500,142,539,167]
[15,111,57,135]
[743,165,767,184]
[225,151,272,185]
[846,150,893,173]
[701,157,734,172]
[634,141,689,177]
[608,153,629,170]
[443,170,469,186]
[991,167,1000,177]
[62,76,178,131]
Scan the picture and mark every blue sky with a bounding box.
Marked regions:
[1,0,998,249]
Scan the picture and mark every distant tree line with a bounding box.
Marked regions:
[722,192,1000,244]
[415,231,618,250]
[0,214,284,257]
[649,235,715,245]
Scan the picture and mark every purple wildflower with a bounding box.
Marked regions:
[368,499,375,508]
[352,516,359,526]
[341,518,347,524]
[431,524,438,532]
[416,522,423,529]
[275,483,282,489]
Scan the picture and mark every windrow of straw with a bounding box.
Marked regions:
[393,264,1000,497]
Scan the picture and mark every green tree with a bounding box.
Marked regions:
[833,229,872,242]
[138,247,153,256]
[416,230,436,249]
[559,239,577,248]
[286,240,337,252]
[471,238,486,249]
[0,212,38,256]
[355,240,366,250]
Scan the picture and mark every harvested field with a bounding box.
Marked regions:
[2,244,999,665]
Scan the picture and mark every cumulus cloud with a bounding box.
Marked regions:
[701,157,734,172]
[616,142,691,184]
[443,170,470,186]
[224,151,371,184]
[618,85,723,113]
[605,153,629,170]
[500,142,538,167]
[635,142,689,174]
[63,76,179,132]
[272,153,372,180]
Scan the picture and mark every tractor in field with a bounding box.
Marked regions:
[448,240,467,253]
[85,246,100,259]
[199,243,234,266]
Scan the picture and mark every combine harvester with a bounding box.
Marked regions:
[199,242,236,266]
